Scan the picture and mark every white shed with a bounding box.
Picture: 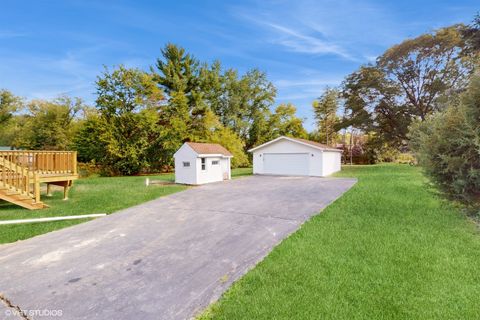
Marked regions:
[248,136,342,177]
[174,142,233,185]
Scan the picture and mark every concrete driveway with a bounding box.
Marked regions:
[0,175,356,320]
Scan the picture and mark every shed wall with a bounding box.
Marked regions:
[174,145,198,184]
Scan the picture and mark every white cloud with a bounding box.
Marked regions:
[0,45,105,103]
[264,22,354,60]
[275,78,343,88]
[0,30,28,39]
[230,0,412,62]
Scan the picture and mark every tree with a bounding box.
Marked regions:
[409,71,480,208]
[461,14,480,54]
[378,25,471,121]
[74,108,106,163]
[269,103,307,139]
[153,44,217,164]
[92,66,164,175]
[313,88,339,145]
[243,69,277,149]
[336,25,473,156]
[154,90,191,165]
[12,96,83,150]
[207,126,249,168]
[153,44,277,153]
[0,90,21,126]
[154,43,200,96]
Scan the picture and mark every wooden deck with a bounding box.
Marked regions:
[0,151,78,210]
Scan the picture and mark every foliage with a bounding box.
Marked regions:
[0,89,21,126]
[339,65,409,148]
[242,70,277,149]
[378,25,471,120]
[268,103,308,140]
[461,14,480,54]
[313,88,339,145]
[91,66,164,175]
[338,25,473,154]
[12,96,83,150]
[153,44,282,163]
[207,127,249,168]
[395,153,416,164]
[409,72,480,208]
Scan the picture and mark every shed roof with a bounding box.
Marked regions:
[186,142,233,157]
[248,136,342,153]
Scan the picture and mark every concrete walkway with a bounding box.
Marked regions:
[0,175,356,320]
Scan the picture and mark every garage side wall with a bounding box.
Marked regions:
[322,151,342,176]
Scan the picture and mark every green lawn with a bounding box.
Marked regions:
[0,167,253,244]
[231,167,252,178]
[200,164,480,320]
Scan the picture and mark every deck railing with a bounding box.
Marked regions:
[0,151,77,176]
[0,156,33,197]
[0,151,77,204]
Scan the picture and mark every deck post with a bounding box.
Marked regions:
[72,151,78,175]
[63,181,70,200]
[34,173,40,203]
[46,183,52,197]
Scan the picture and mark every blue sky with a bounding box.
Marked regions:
[0,0,478,130]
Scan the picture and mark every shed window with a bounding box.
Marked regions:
[212,160,219,165]
[201,158,206,170]
[183,161,190,167]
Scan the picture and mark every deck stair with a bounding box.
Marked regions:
[0,151,78,210]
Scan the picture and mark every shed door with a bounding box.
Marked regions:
[263,153,309,176]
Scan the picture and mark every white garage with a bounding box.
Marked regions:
[249,136,342,177]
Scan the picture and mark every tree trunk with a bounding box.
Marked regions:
[350,128,353,165]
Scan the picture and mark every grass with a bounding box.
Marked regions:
[199,164,480,320]
[231,167,252,178]
[0,167,252,244]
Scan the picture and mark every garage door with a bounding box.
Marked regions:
[263,153,309,176]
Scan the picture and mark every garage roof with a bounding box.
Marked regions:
[248,136,342,153]
[186,142,233,157]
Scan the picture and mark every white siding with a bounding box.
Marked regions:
[220,157,231,180]
[174,144,198,184]
[196,156,224,184]
[251,138,341,177]
[321,151,342,176]
[174,143,232,185]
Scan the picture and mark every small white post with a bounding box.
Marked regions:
[145,178,150,187]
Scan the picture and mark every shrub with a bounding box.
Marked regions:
[395,153,416,164]
[409,73,480,210]
[77,161,102,178]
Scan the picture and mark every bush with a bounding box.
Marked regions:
[77,161,102,178]
[409,73,480,210]
[395,153,416,164]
